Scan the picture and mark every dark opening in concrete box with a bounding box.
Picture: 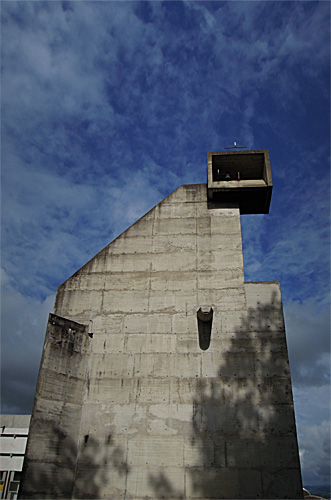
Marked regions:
[207,150,273,214]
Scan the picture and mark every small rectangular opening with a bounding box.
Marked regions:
[212,153,265,182]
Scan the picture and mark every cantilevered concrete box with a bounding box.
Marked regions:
[207,150,273,214]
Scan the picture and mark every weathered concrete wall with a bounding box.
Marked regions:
[20,184,302,499]
[20,315,91,498]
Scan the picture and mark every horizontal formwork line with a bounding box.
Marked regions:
[0,453,25,457]
[0,434,28,438]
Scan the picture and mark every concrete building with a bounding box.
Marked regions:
[0,415,31,499]
[19,150,303,499]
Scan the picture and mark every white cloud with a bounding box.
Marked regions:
[294,384,330,486]
[300,420,330,486]
[285,298,330,387]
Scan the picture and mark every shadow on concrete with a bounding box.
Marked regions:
[189,290,302,499]
[74,430,130,498]
[18,312,131,499]
[19,424,130,499]
[149,291,302,499]
[149,470,183,500]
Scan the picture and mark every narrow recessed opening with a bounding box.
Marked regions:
[197,307,213,350]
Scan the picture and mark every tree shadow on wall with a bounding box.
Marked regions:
[19,424,130,499]
[149,470,183,500]
[149,291,302,499]
[189,291,302,499]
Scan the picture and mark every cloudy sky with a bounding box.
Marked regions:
[1,0,330,489]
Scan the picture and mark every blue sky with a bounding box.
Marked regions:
[1,0,330,489]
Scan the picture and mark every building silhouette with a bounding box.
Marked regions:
[19,150,303,499]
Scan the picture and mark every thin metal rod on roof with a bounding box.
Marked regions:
[224,141,247,150]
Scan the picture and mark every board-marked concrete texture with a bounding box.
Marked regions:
[20,179,302,499]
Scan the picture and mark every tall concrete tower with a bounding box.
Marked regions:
[20,150,303,499]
